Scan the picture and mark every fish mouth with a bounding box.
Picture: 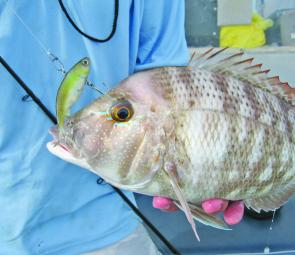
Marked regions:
[47,140,151,190]
[49,126,59,141]
[47,140,71,159]
[47,126,90,169]
[48,125,78,154]
[47,127,155,191]
[47,140,90,169]
[48,126,71,154]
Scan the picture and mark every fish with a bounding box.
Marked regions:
[47,49,295,240]
[56,57,90,128]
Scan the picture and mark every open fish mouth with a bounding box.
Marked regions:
[47,126,89,168]
[47,141,72,160]
[47,139,90,169]
[46,128,155,190]
[48,126,71,152]
[46,139,155,190]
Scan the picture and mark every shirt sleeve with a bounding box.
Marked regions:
[135,0,189,72]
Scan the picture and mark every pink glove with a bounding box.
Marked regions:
[153,197,244,225]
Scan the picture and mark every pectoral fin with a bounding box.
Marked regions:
[187,203,231,230]
[164,162,200,241]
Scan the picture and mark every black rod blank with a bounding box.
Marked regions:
[0,56,57,124]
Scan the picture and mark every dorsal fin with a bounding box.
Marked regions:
[189,48,295,106]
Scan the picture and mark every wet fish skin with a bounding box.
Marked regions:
[57,63,295,211]
[49,50,295,234]
[139,66,295,209]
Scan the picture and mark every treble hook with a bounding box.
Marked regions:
[86,80,105,95]
[47,50,66,75]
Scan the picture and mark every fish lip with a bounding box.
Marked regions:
[47,142,154,191]
[47,140,71,156]
[49,126,58,140]
[59,143,70,152]
[47,140,91,171]
[47,140,70,160]
[48,126,72,153]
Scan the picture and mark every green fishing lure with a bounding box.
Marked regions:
[56,57,90,128]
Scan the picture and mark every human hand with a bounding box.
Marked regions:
[152,197,244,225]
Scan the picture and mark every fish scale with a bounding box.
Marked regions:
[145,65,295,205]
[49,49,295,237]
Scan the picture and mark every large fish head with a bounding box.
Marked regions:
[48,70,169,190]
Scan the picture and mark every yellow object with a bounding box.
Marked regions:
[220,13,273,48]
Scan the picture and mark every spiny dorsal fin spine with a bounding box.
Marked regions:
[233,58,254,66]
[189,48,295,106]
[255,69,270,74]
[245,63,263,70]
[207,47,228,60]
[220,52,244,63]
[195,48,214,61]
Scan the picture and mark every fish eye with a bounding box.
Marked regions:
[110,100,134,122]
[81,59,89,66]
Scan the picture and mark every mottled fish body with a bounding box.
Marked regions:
[140,65,295,212]
[48,49,295,239]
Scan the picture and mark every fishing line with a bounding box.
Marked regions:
[5,0,104,95]
[1,3,180,254]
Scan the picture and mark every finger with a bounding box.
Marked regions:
[161,203,178,212]
[152,196,178,211]
[224,200,244,225]
[202,199,229,214]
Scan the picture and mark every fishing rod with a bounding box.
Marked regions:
[0,56,180,255]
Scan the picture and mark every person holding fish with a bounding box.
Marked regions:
[0,1,249,254]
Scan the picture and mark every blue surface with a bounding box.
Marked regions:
[136,195,295,255]
[0,1,188,254]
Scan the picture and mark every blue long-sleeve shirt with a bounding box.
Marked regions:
[0,1,188,254]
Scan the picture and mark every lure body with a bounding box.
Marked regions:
[56,58,90,127]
